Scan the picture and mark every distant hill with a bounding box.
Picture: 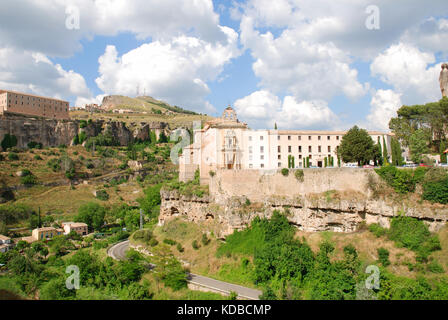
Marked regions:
[100,95,199,115]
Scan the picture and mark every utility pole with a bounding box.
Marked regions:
[139,209,143,230]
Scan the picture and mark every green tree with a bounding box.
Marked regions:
[391,137,404,166]
[382,136,389,165]
[440,140,447,164]
[409,129,430,163]
[75,202,105,230]
[158,132,168,143]
[1,134,17,151]
[338,126,375,166]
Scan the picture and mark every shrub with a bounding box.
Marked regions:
[21,174,37,186]
[47,158,61,172]
[8,152,19,160]
[422,177,448,204]
[1,134,17,151]
[176,243,184,252]
[377,247,391,267]
[388,216,430,251]
[375,166,416,194]
[209,170,215,177]
[192,240,200,250]
[95,189,109,201]
[368,223,386,238]
[163,238,177,246]
[149,238,158,247]
[281,168,289,176]
[33,155,43,160]
[79,120,88,128]
[27,141,43,149]
[294,169,304,182]
[201,234,210,246]
[428,260,445,273]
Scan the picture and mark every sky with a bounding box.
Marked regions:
[0,1,448,131]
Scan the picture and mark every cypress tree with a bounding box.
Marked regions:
[382,136,389,165]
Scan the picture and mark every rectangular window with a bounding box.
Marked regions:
[278,155,281,160]
[288,146,292,153]
[260,136,264,141]
[327,136,331,140]
[278,135,280,140]
[318,146,322,153]
[260,155,264,160]
[328,146,331,152]
[288,136,291,140]
[260,146,264,153]
[278,146,281,153]
[299,155,302,159]
[308,146,312,152]
[249,164,253,168]
[249,146,253,154]
[298,136,301,141]
[298,146,302,152]
[318,136,321,140]
[261,164,265,168]
[308,136,312,140]
[336,136,339,140]
[278,162,282,168]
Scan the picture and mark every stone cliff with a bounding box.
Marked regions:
[159,169,448,237]
[0,116,168,148]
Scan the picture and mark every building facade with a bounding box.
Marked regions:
[179,106,393,184]
[31,227,64,241]
[62,222,88,236]
[0,235,14,253]
[0,90,69,120]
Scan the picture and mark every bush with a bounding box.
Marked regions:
[8,152,19,160]
[294,169,304,182]
[95,189,109,201]
[201,234,210,246]
[33,155,43,160]
[1,134,17,151]
[163,238,177,246]
[47,158,61,172]
[422,177,448,204]
[368,223,386,238]
[176,243,184,252]
[21,175,37,186]
[27,141,43,149]
[388,216,430,251]
[149,238,158,247]
[377,247,391,267]
[428,260,445,273]
[192,240,200,250]
[375,166,416,194]
[281,168,289,176]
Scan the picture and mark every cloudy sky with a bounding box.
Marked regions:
[1,0,447,131]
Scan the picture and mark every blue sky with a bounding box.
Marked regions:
[1,0,448,131]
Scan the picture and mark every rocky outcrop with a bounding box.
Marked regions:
[159,190,448,237]
[0,116,168,148]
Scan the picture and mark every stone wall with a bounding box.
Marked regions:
[209,168,374,204]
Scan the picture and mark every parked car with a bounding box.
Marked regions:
[419,163,433,167]
[362,165,374,168]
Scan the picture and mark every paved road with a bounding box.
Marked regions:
[108,240,262,300]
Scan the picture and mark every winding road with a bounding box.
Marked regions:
[108,240,262,300]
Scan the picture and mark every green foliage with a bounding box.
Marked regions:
[391,137,404,166]
[428,260,445,273]
[294,169,304,182]
[75,202,105,230]
[95,189,109,201]
[163,238,177,246]
[338,126,375,165]
[85,129,118,149]
[377,248,391,267]
[149,238,159,247]
[281,168,289,176]
[158,132,168,143]
[422,176,448,204]
[0,204,34,225]
[368,223,386,238]
[374,166,425,194]
[192,240,200,250]
[8,152,19,160]
[27,141,43,149]
[79,120,88,128]
[1,134,17,151]
[176,243,184,252]
[21,174,37,186]
[409,129,430,163]
[136,184,162,220]
[158,256,188,291]
[201,233,210,246]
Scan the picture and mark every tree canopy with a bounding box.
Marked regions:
[337,126,375,165]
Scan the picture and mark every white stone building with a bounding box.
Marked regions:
[179,106,393,184]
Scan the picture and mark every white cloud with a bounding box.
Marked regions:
[234,90,337,129]
[95,29,240,113]
[370,43,442,104]
[0,47,93,104]
[366,89,402,131]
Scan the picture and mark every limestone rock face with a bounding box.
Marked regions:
[159,190,448,237]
